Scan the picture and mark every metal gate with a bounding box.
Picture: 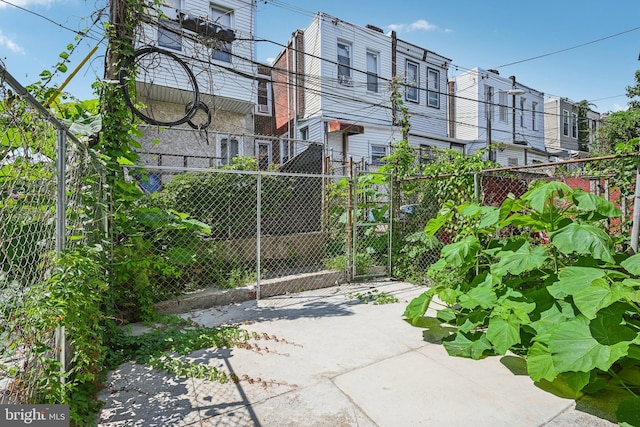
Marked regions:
[350,169,392,280]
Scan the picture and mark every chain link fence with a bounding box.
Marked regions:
[128,162,351,303]
[394,157,636,283]
[0,63,105,403]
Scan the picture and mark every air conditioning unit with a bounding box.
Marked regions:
[257,104,270,113]
[338,75,353,86]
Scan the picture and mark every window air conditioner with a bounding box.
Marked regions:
[257,104,270,113]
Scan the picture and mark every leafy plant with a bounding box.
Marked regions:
[349,289,399,305]
[404,180,640,424]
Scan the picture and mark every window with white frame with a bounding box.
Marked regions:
[256,80,272,115]
[519,97,526,127]
[427,68,440,108]
[210,5,233,62]
[531,101,538,130]
[299,127,308,141]
[571,112,578,139]
[370,144,387,165]
[406,61,419,102]
[280,138,293,164]
[563,110,570,136]
[257,141,272,170]
[366,50,379,93]
[508,157,519,166]
[498,91,508,122]
[158,0,182,50]
[337,41,352,86]
[219,136,240,166]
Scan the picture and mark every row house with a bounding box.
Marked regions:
[270,12,467,170]
[132,0,259,169]
[544,96,601,159]
[450,68,548,166]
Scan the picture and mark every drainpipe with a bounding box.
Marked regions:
[391,30,397,126]
[448,80,456,138]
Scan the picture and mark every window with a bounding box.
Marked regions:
[571,112,578,139]
[158,0,182,50]
[257,141,272,170]
[256,80,272,115]
[485,86,494,121]
[337,41,352,86]
[211,5,232,62]
[427,68,440,108]
[563,110,570,136]
[299,127,308,141]
[531,102,538,131]
[519,97,526,127]
[406,61,419,102]
[419,144,435,164]
[498,91,508,122]
[371,144,387,165]
[508,157,519,166]
[219,137,239,166]
[366,51,379,92]
[280,138,293,164]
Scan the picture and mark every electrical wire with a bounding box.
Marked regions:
[494,25,640,69]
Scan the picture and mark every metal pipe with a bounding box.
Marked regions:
[256,172,262,299]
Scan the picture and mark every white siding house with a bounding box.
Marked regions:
[132,0,258,168]
[451,68,548,166]
[544,96,600,158]
[272,12,465,169]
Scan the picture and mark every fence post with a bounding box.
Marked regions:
[256,172,262,300]
[474,173,481,202]
[55,128,66,383]
[346,158,353,282]
[630,156,640,253]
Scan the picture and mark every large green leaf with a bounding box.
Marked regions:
[523,181,571,214]
[136,207,173,229]
[549,222,615,263]
[441,235,480,267]
[573,280,626,319]
[166,247,196,265]
[478,206,500,229]
[549,314,630,373]
[529,303,572,343]
[621,253,640,276]
[403,292,433,324]
[527,342,557,382]
[458,276,498,310]
[486,314,521,354]
[547,267,606,298]
[589,303,637,346]
[572,189,622,218]
[617,396,640,427]
[424,210,454,238]
[560,371,591,393]
[443,331,493,359]
[490,240,547,277]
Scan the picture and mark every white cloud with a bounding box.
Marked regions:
[265,57,275,65]
[0,32,24,54]
[407,19,438,32]
[0,0,57,8]
[612,103,628,112]
[386,19,451,34]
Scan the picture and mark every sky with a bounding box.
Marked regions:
[1,0,639,114]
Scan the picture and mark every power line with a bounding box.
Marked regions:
[0,0,102,40]
[495,25,640,69]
